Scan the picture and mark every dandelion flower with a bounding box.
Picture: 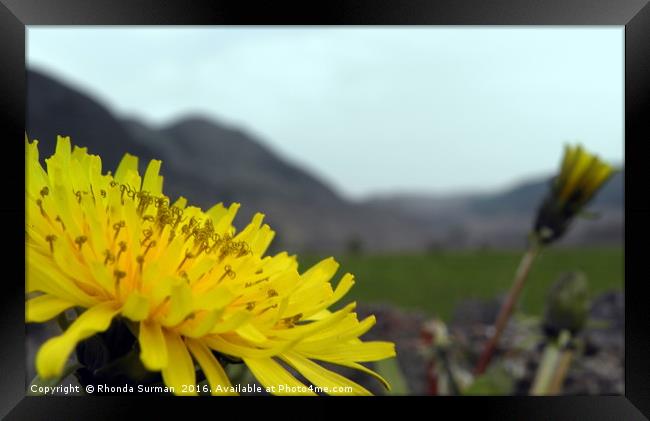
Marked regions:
[26,135,396,395]
[533,144,615,244]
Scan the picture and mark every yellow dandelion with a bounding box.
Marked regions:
[26,135,395,396]
[533,144,615,244]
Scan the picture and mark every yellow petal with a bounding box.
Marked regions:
[331,360,392,390]
[87,262,115,296]
[330,273,355,304]
[36,302,119,379]
[283,282,333,318]
[214,203,240,234]
[244,357,316,396]
[204,335,292,359]
[281,351,371,395]
[178,309,224,338]
[250,225,275,256]
[271,302,356,341]
[582,163,614,199]
[302,257,339,286]
[173,196,188,209]
[26,295,76,323]
[26,140,49,198]
[233,212,264,244]
[305,309,332,321]
[71,144,89,162]
[54,136,72,166]
[185,338,236,396]
[560,147,592,200]
[209,310,252,334]
[142,159,163,195]
[235,323,268,344]
[305,315,376,346]
[193,284,235,311]
[206,203,227,224]
[297,340,396,363]
[161,330,197,395]
[556,145,578,191]
[185,256,218,286]
[26,249,96,307]
[295,273,356,319]
[121,292,150,321]
[559,144,576,176]
[114,153,139,185]
[162,283,194,326]
[139,320,168,370]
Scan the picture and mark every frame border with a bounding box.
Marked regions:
[1,1,648,419]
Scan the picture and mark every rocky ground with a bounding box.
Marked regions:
[26,291,623,396]
[352,290,624,395]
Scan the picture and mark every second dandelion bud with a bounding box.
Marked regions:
[533,144,615,245]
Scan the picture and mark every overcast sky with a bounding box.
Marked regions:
[27,27,624,199]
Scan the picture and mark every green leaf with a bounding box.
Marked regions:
[374,358,409,395]
[463,366,513,396]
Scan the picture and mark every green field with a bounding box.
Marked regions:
[300,247,623,321]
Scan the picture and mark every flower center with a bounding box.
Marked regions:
[34,180,252,301]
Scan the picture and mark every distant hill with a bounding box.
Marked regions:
[27,71,158,171]
[124,116,342,208]
[366,171,623,248]
[27,69,622,251]
[26,69,432,253]
[469,171,623,215]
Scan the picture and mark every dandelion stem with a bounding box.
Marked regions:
[436,347,460,395]
[547,348,574,394]
[530,330,572,395]
[547,330,574,394]
[474,242,540,376]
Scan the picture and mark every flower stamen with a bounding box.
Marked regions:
[45,234,57,253]
[103,249,115,265]
[113,221,125,240]
[177,251,195,270]
[75,235,87,250]
[36,199,46,217]
[219,265,236,282]
[116,241,127,261]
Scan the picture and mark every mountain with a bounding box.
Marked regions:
[123,116,342,208]
[366,171,623,248]
[26,69,431,253]
[27,69,622,251]
[27,71,158,172]
[469,171,623,215]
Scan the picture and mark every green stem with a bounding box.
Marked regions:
[435,348,460,395]
[530,330,571,395]
[474,241,541,375]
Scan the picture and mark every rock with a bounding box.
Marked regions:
[451,295,506,326]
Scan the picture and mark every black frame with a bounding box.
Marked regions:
[1,1,648,419]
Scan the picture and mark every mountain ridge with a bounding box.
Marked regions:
[27,69,432,252]
[27,68,623,251]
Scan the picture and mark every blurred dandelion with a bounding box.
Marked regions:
[530,272,591,395]
[25,135,395,396]
[474,144,614,376]
[534,144,615,244]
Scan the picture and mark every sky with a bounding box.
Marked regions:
[27,27,624,199]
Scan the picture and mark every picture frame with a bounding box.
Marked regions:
[1,0,648,418]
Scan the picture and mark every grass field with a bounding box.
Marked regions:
[300,247,623,321]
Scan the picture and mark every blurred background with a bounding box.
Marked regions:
[26,27,624,395]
